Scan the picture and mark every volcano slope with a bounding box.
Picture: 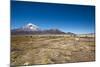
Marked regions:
[11,35,95,66]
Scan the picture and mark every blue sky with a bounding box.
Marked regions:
[11,1,95,34]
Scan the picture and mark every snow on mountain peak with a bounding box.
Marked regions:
[22,23,39,31]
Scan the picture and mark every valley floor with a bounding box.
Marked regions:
[11,35,95,66]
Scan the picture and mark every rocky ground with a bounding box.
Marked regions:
[11,35,95,66]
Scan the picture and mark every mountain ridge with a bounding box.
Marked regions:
[11,23,67,35]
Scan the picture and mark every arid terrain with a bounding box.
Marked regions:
[11,35,95,66]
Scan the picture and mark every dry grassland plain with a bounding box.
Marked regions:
[11,35,95,66]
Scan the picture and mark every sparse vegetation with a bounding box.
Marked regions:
[11,35,95,66]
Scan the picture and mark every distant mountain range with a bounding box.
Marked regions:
[11,23,94,36]
[11,23,69,35]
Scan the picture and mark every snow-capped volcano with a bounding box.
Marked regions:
[22,23,39,31]
[11,23,66,35]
